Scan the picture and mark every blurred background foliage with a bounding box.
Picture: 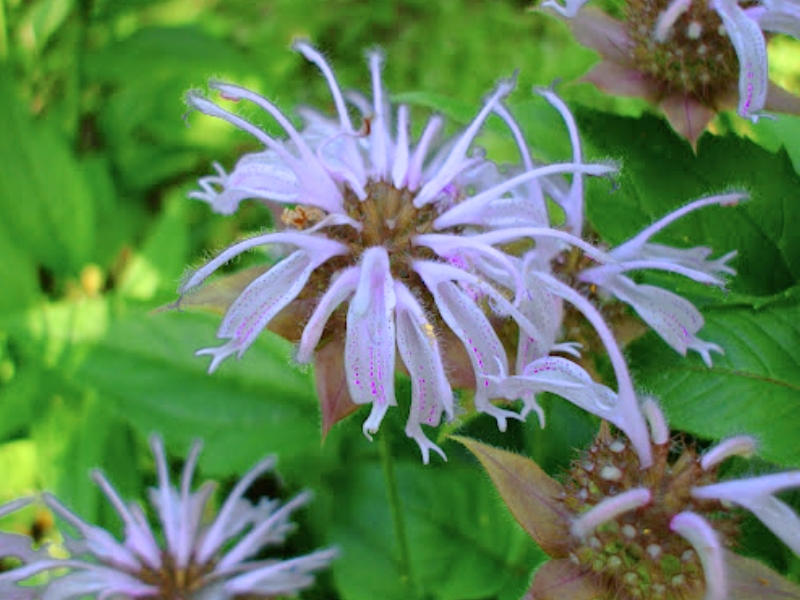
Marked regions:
[1,0,799,598]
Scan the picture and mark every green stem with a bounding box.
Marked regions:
[380,432,419,600]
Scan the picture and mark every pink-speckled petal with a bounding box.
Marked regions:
[395,281,454,463]
[345,247,398,438]
[414,260,519,429]
[712,0,769,120]
[591,275,721,365]
[197,251,317,373]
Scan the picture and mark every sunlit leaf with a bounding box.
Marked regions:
[76,311,320,476]
[117,194,189,301]
[0,71,95,275]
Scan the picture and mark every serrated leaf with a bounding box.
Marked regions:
[576,110,800,297]
[631,302,800,467]
[328,462,545,600]
[76,311,320,476]
[0,71,95,275]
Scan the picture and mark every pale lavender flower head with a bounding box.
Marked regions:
[0,436,336,600]
[461,399,800,600]
[180,42,647,463]
[470,89,743,470]
[541,0,800,145]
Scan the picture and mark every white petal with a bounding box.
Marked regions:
[712,0,769,120]
[754,0,800,37]
[395,282,453,463]
[670,512,727,600]
[197,250,318,372]
[188,152,300,215]
[414,79,516,207]
[487,356,641,440]
[692,471,800,556]
[591,274,721,366]
[224,548,338,595]
[217,493,310,572]
[433,162,614,230]
[43,494,143,573]
[701,436,758,470]
[179,231,347,295]
[196,456,277,564]
[296,267,360,364]
[515,280,564,370]
[608,194,746,263]
[572,488,651,538]
[41,568,156,600]
[345,248,398,438]
[541,0,592,17]
[414,260,520,429]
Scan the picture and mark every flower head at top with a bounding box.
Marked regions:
[0,436,336,600]
[180,42,627,462]
[456,399,800,600]
[180,42,740,466]
[541,0,800,147]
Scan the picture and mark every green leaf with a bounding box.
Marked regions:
[117,192,189,301]
[0,70,95,275]
[17,0,75,55]
[328,462,544,600]
[76,310,320,476]
[32,395,114,523]
[0,235,40,315]
[631,301,800,468]
[576,109,800,297]
[85,26,258,191]
[0,440,38,502]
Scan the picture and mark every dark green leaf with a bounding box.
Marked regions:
[576,110,800,297]
[328,462,545,600]
[631,301,800,467]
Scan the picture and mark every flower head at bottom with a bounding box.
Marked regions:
[0,436,336,600]
[456,399,800,600]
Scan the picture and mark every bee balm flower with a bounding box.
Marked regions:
[542,0,800,146]
[0,436,336,599]
[456,399,800,600]
[181,43,623,462]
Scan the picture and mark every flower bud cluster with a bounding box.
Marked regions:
[564,423,738,599]
[626,0,740,97]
